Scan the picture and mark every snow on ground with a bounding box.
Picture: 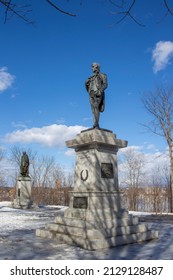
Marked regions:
[0,201,67,235]
[0,201,173,260]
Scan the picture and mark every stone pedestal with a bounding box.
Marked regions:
[12,176,33,209]
[36,129,158,250]
[68,128,127,192]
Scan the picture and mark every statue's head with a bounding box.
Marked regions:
[91,62,100,73]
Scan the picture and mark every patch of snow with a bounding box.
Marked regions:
[130,210,173,216]
[0,201,173,260]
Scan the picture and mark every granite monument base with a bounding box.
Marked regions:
[36,190,158,250]
[36,129,158,250]
[12,176,33,209]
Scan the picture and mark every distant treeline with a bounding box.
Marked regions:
[0,186,73,206]
[0,186,171,213]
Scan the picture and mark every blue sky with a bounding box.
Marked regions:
[0,0,173,169]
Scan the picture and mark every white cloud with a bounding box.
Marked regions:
[144,150,168,168]
[152,41,173,73]
[56,117,66,124]
[4,124,87,147]
[65,150,75,157]
[82,117,92,122]
[146,144,155,150]
[118,145,169,186]
[119,145,143,153]
[0,67,15,93]
[11,121,28,129]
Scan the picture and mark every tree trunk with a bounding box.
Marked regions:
[170,159,173,213]
[169,145,173,213]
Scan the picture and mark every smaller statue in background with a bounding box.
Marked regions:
[20,151,30,177]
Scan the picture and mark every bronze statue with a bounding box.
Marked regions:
[85,63,108,128]
[20,151,29,177]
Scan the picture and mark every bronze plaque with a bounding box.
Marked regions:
[101,163,113,178]
[73,197,88,209]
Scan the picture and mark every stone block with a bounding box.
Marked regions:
[45,222,147,239]
[54,214,138,230]
[66,130,127,192]
[68,191,124,210]
[36,229,55,239]
[12,176,32,209]
[52,229,158,250]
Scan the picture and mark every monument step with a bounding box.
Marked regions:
[54,215,139,229]
[64,208,130,221]
[96,230,158,250]
[54,230,158,250]
[36,228,158,250]
[36,228,55,239]
[45,223,148,239]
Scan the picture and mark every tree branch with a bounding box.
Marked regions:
[0,0,34,24]
[1,0,173,25]
[46,0,76,17]
[108,0,125,9]
[110,0,145,27]
[141,86,173,147]
[164,0,173,16]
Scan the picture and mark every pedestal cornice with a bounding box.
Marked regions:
[66,128,128,152]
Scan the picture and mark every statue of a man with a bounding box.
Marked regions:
[85,63,108,128]
[20,151,30,177]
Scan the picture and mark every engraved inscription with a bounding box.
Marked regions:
[101,163,113,178]
[73,197,88,209]
[71,210,86,219]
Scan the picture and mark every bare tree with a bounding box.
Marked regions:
[9,145,71,188]
[51,164,67,189]
[119,147,145,210]
[0,148,4,162]
[31,155,56,188]
[0,148,5,186]
[0,0,173,25]
[149,165,166,213]
[142,85,173,212]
